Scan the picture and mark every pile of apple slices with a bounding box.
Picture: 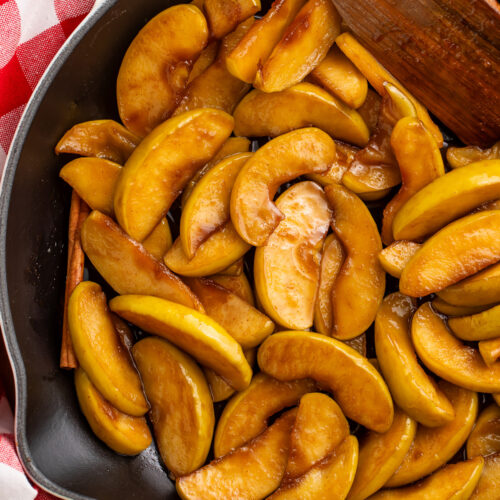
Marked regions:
[55,0,500,498]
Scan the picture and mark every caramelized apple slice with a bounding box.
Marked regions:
[254,182,331,330]
[185,278,274,348]
[55,120,140,163]
[386,381,478,487]
[372,458,484,500]
[347,408,416,500]
[75,368,151,455]
[187,41,218,84]
[432,298,490,318]
[142,217,172,261]
[233,83,369,146]
[357,88,381,134]
[447,141,500,169]
[471,453,500,499]
[116,5,209,137]
[378,241,421,279]
[285,393,350,479]
[81,211,202,311]
[307,142,358,187]
[230,128,335,246]
[254,0,340,92]
[467,404,500,458]
[214,373,315,457]
[258,331,393,432]
[226,0,307,83]
[449,305,500,341]
[210,272,254,305]
[400,211,500,297]
[177,409,296,500]
[325,184,385,339]
[479,337,500,366]
[270,435,358,500]
[412,303,500,393]
[132,337,214,476]
[68,282,148,416]
[204,0,260,39]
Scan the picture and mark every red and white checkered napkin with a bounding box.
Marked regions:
[0,1,104,497]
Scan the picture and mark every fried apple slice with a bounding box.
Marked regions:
[142,217,172,260]
[447,141,500,169]
[467,404,500,458]
[378,241,421,279]
[81,211,202,311]
[479,337,500,366]
[75,368,152,455]
[470,453,500,499]
[375,293,454,427]
[347,408,416,500]
[269,435,358,500]
[187,41,218,83]
[219,259,244,275]
[116,5,209,137]
[285,393,350,479]
[400,211,500,297]
[258,331,393,432]
[210,272,254,305]
[164,222,251,277]
[177,409,296,500]
[68,282,148,416]
[449,305,500,341]
[226,0,307,83]
[254,182,331,330]
[382,117,445,244]
[313,233,345,335]
[254,0,340,92]
[372,458,484,500]
[181,153,252,258]
[437,262,500,307]
[307,142,358,186]
[214,373,315,457]
[386,380,478,487]
[55,120,140,163]
[393,160,500,241]
[357,89,381,134]
[230,128,335,246]
[204,0,260,39]
[325,184,385,339]
[185,278,274,348]
[114,108,233,242]
[432,298,490,318]
[233,83,369,146]
[412,303,500,393]
[132,337,214,477]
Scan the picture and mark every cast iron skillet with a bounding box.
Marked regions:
[0,0,274,498]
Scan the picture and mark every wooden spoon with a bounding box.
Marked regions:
[331,0,500,146]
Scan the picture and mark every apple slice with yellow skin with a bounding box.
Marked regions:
[254,0,340,93]
[180,153,252,258]
[55,120,140,163]
[400,211,500,297]
[467,404,500,458]
[110,295,251,391]
[378,241,421,279]
[114,108,233,242]
[335,32,443,146]
[309,46,368,109]
[254,182,331,330]
[479,337,500,366]
[449,304,500,341]
[372,457,484,500]
[375,293,454,427]
[132,337,214,477]
[116,5,209,137]
[68,282,148,416]
[60,158,122,216]
[285,393,350,479]
[204,0,260,39]
[325,184,385,339]
[470,453,500,500]
[386,380,478,487]
[164,222,251,277]
[81,211,202,311]
[75,368,152,455]
[447,141,500,169]
[214,373,315,457]
[226,0,307,83]
[432,298,491,318]
[142,218,172,261]
[437,262,500,307]
[210,273,254,305]
[382,117,445,244]
[230,128,335,246]
[185,277,274,348]
[269,435,358,500]
[173,18,253,117]
[187,41,218,84]
[313,233,345,335]
[233,83,369,147]
[258,331,394,432]
[393,160,500,242]
[176,409,296,500]
[347,408,416,500]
